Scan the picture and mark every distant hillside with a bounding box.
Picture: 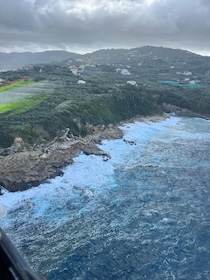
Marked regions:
[2,46,210,74]
[0,50,81,71]
[82,46,210,75]
[84,46,203,62]
[1,45,210,151]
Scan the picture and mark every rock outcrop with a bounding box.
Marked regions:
[0,115,167,193]
[162,103,210,119]
[0,126,123,192]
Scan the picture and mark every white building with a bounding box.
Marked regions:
[176,71,192,76]
[183,71,192,76]
[121,69,131,75]
[127,81,137,86]
[70,67,78,75]
[78,80,86,84]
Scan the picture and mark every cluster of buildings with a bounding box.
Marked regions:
[176,71,192,76]
[116,68,131,75]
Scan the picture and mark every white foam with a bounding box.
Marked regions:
[0,116,180,225]
[0,205,7,218]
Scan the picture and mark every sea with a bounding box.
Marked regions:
[0,115,210,280]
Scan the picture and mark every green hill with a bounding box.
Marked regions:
[0,46,210,150]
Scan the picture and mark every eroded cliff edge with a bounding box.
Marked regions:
[0,125,123,192]
[0,115,168,193]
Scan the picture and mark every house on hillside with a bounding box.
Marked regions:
[69,66,78,75]
[127,81,137,86]
[78,80,86,84]
[121,69,131,75]
[183,71,192,76]
[176,71,192,76]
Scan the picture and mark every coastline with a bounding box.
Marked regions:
[0,114,168,193]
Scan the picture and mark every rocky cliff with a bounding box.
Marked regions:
[162,103,210,119]
[0,125,123,192]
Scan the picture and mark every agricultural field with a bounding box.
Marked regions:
[0,46,210,149]
[0,79,57,120]
[0,78,31,92]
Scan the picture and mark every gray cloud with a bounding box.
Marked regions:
[0,0,210,55]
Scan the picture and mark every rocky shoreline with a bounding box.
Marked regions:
[162,103,210,120]
[0,114,168,193]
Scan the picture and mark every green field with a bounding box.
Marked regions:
[0,80,53,106]
[0,79,34,93]
[0,79,54,117]
[0,95,48,115]
[0,48,210,149]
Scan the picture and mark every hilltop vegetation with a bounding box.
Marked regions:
[0,46,210,149]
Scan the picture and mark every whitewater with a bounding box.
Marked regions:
[0,116,210,279]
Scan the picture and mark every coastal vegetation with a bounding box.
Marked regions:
[0,87,161,147]
[0,46,210,149]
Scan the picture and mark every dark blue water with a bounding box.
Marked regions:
[1,116,210,279]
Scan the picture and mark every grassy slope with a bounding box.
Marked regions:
[0,58,209,149]
[1,77,209,149]
[0,86,162,148]
[0,78,52,147]
[0,94,48,115]
[0,79,34,92]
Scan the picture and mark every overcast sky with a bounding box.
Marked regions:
[0,0,210,55]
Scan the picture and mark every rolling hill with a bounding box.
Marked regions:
[0,50,81,71]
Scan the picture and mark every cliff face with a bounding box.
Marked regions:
[0,114,171,193]
[0,141,106,192]
[0,126,123,192]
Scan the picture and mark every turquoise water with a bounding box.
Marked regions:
[0,116,210,279]
[159,80,205,88]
